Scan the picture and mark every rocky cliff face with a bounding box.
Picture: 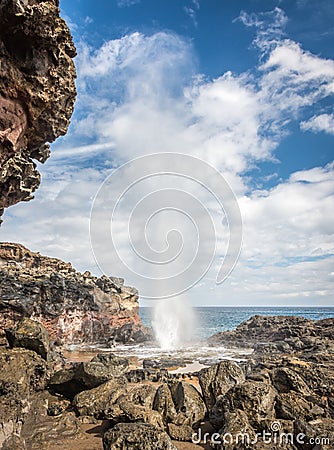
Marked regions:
[0,0,76,222]
[0,243,151,345]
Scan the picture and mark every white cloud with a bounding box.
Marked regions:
[117,0,140,8]
[184,0,201,27]
[1,10,334,306]
[301,113,334,135]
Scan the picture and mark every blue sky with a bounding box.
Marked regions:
[1,0,334,306]
[61,0,334,185]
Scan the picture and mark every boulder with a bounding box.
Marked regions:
[103,423,178,450]
[19,391,80,448]
[271,367,311,396]
[153,381,206,431]
[218,409,256,449]
[106,384,163,428]
[73,378,127,418]
[113,400,164,429]
[1,434,26,450]
[5,318,51,361]
[0,348,47,447]
[275,392,325,421]
[0,397,26,449]
[0,347,48,396]
[170,381,206,428]
[214,381,276,431]
[153,383,178,425]
[91,353,129,377]
[198,360,245,412]
[167,423,193,441]
[294,418,334,450]
[49,361,119,398]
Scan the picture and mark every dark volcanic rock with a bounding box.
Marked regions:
[169,381,206,429]
[0,0,76,222]
[20,391,80,449]
[105,384,164,429]
[153,383,178,425]
[103,423,178,450]
[198,360,245,412]
[217,409,256,449]
[152,381,206,436]
[72,378,128,418]
[208,315,334,357]
[91,353,129,377]
[0,347,49,447]
[0,347,48,396]
[167,423,194,441]
[49,360,127,399]
[211,380,276,431]
[5,317,51,360]
[294,418,334,450]
[0,242,151,346]
[275,391,324,421]
[271,367,311,396]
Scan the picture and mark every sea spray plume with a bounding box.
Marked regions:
[152,296,197,350]
[89,153,242,348]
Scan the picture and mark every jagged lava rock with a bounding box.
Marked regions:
[0,0,76,222]
[208,314,334,355]
[198,360,245,412]
[91,353,129,377]
[5,317,51,360]
[0,242,151,346]
[0,347,49,447]
[72,377,128,418]
[103,423,178,450]
[169,380,206,429]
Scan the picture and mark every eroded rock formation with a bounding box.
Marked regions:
[0,242,151,345]
[0,0,76,222]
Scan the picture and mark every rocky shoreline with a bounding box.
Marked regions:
[0,242,152,346]
[1,314,333,449]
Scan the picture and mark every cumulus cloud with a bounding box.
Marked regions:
[1,9,334,305]
[301,113,334,135]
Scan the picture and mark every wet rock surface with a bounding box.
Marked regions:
[0,0,76,222]
[0,242,152,346]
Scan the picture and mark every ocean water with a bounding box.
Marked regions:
[140,306,334,341]
[83,307,334,368]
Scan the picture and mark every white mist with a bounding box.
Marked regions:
[152,296,196,350]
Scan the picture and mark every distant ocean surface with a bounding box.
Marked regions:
[140,306,334,341]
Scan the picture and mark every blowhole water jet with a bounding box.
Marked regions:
[152,296,196,350]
